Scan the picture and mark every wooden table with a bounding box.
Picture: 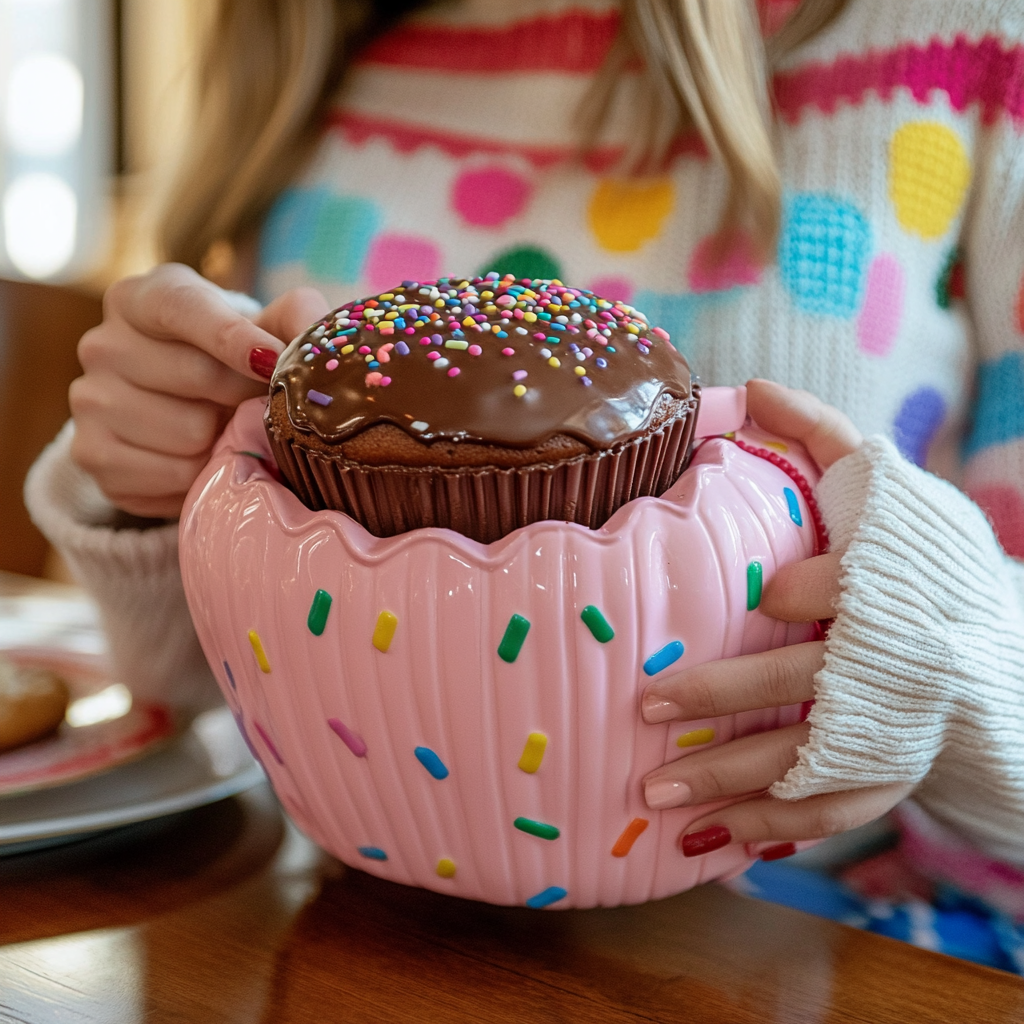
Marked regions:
[2,783,1023,1024]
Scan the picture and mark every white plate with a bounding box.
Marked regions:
[0,574,264,853]
[0,704,264,851]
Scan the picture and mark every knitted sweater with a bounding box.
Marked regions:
[25,0,1024,879]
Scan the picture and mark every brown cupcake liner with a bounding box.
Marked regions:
[268,390,701,544]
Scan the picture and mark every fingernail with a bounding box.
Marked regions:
[759,842,797,862]
[249,347,279,380]
[680,825,731,857]
[799,699,815,723]
[642,694,682,723]
[644,779,692,810]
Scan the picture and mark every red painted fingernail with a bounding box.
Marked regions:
[249,347,279,379]
[799,699,815,722]
[759,842,797,862]
[680,825,731,857]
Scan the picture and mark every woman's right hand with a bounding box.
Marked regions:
[70,263,328,519]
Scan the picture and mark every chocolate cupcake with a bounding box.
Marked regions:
[265,275,699,543]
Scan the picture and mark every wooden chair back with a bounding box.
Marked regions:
[0,280,102,577]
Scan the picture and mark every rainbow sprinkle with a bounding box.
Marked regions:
[358,846,388,861]
[307,588,333,635]
[248,630,271,673]
[498,613,531,662]
[328,717,367,758]
[611,818,649,857]
[291,274,672,403]
[518,732,548,774]
[253,720,283,764]
[514,816,560,840]
[436,858,457,878]
[580,605,614,643]
[414,746,450,779]
[372,610,398,652]
[677,728,715,748]
[747,561,763,611]
[785,487,803,526]
[526,886,568,909]
[643,641,684,676]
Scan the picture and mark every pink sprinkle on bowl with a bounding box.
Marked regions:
[179,388,822,909]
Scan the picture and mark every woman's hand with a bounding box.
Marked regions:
[69,263,329,519]
[641,380,914,860]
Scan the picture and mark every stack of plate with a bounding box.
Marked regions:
[0,575,263,855]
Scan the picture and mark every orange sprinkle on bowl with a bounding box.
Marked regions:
[611,817,649,857]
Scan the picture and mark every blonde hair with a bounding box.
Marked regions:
[160,0,848,275]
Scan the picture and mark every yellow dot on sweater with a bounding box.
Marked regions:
[888,121,970,239]
[588,178,675,252]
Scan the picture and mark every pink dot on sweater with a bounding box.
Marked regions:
[588,275,634,303]
[857,253,905,357]
[686,232,761,292]
[365,233,441,294]
[452,165,533,228]
[968,485,1024,557]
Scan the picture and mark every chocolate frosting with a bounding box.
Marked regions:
[271,275,692,451]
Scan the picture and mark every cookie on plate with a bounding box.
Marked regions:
[0,657,69,752]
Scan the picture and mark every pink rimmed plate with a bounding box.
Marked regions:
[0,649,175,798]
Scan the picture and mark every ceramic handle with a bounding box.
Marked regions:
[694,386,747,438]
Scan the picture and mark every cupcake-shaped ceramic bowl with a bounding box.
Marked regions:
[179,374,824,909]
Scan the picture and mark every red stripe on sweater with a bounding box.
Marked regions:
[356,9,622,74]
[774,35,1024,126]
[328,109,708,170]
[336,35,1024,167]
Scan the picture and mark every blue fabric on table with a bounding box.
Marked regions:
[735,859,1024,975]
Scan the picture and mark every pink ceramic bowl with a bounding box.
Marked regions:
[179,387,823,908]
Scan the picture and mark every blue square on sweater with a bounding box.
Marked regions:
[779,192,871,318]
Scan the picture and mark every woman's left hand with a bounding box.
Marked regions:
[640,380,914,860]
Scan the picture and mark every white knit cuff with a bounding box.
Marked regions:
[770,437,1024,860]
[25,422,218,712]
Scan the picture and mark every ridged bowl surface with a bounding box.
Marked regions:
[179,396,820,908]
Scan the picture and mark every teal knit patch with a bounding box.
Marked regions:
[779,192,871,318]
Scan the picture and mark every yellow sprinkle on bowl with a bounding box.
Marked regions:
[372,610,398,653]
[518,732,548,774]
[677,727,715,748]
[248,630,271,674]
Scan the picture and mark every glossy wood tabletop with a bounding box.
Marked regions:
[2,784,1022,1024]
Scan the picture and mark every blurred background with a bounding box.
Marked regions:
[0,0,205,578]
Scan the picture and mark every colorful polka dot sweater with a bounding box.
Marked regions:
[23,0,1024,897]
